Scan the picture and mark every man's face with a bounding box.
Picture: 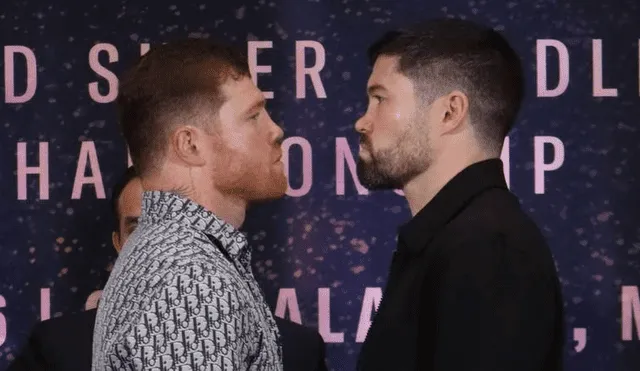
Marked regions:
[355,55,434,190]
[111,177,143,252]
[203,76,288,201]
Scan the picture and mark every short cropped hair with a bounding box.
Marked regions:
[110,166,138,231]
[368,18,524,151]
[116,38,251,175]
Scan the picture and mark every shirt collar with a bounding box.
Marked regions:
[398,158,509,255]
[140,190,249,260]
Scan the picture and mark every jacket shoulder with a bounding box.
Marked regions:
[30,309,97,340]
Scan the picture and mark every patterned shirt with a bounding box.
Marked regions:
[92,191,282,370]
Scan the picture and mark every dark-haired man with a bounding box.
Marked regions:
[355,19,564,370]
[92,38,290,370]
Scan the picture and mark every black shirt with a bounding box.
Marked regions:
[357,159,564,371]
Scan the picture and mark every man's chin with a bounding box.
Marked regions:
[360,179,398,191]
[357,163,398,191]
[358,150,370,162]
[252,175,288,202]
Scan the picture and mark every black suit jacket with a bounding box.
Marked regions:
[8,309,327,371]
[357,159,565,371]
[7,309,97,371]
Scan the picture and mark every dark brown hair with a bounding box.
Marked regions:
[117,38,251,175]
[369,18,524,152]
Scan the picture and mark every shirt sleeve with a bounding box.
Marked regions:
[106,264,259,370]
[430,235,561,371]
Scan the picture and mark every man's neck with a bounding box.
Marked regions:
[188,187,247,229]
[402,150,496,217]
[142,176,247,229]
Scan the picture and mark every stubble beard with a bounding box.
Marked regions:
[356,125,431,191]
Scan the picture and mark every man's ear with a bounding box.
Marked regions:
[434,90,470,135]
[112,231,122,253]
[170,126,207,166]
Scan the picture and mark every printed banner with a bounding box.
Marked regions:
[1,1,639,370]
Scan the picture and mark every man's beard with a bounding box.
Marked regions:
[357,149,405,190]
[356,132,431,191]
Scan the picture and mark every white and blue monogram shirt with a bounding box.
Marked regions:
[92,191,282,370]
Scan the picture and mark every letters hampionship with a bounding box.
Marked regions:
[13,135,565,201]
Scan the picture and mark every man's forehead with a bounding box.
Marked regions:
[220,77,264,107]
[117,178,143,211]
[367,55,402,89]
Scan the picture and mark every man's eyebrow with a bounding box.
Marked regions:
[367,84,387,94]
[244,98,266,114]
